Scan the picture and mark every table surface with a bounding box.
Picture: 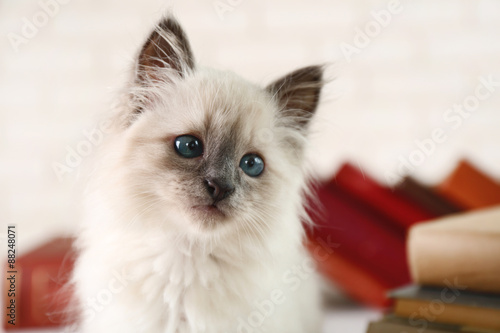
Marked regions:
[3,307,382,333]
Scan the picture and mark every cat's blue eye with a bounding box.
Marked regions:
[174,135,203,158]
[239,154,264,177]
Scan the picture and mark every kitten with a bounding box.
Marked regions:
[72,15,324,333]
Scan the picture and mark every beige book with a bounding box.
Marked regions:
[408,205,500,293]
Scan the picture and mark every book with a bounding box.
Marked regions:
[307,181,411,292]
[333,163,436,232]
[3,237,76,330]
[389,285,500,331]
[395,176,462,216]
[306,238,392,308]
[407,206,500,293]
[436,160,500,210]
[367,315,476,333]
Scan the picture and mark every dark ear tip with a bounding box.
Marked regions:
[136,14,195,81]
[303,65,325,83]
[157,14,181,32]
[289,65,325,86]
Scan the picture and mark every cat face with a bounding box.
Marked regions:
[112,17,323,236]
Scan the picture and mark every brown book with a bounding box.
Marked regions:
[395,176,462,216]
[407,206,500,294]
[367,314,495,333]
[367,315,464,333]
[3,237,76,330]
[389,285,500,331]
[436,160,500,210]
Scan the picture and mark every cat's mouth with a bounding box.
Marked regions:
[192,204,226,218]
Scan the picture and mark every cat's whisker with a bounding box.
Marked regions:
[124,197,165,228]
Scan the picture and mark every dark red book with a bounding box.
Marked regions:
[3,237,76,330]
[394,176,462,216]
[307,182,411,290]
[332,163,436,232]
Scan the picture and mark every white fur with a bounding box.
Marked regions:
[71,21,322,333]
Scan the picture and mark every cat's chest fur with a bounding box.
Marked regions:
[113,229,281,333]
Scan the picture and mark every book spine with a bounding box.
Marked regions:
[395,176,462,216]
[334,164,435,230]
[309,184,411,288]
[436,160,500,209]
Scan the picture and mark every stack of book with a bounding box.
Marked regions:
[367,206,500,332]
[307,159,500,307]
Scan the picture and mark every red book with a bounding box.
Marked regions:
[307,182,411,290]
[436,160,500,210]
[306,238,393,308]
[333,163,436,232]
[3,237,76,330]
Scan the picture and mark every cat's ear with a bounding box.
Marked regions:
[136,16,195,83]
[266,65,324,128]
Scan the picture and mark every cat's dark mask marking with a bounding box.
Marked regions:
[198,111,245,203]
[161,113,258,212]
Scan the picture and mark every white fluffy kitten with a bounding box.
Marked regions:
[72,15,324,333]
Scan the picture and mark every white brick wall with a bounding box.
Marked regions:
[1,0,499,247]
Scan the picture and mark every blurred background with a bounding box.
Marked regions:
[2,0,500,248]
[1,0,500,331]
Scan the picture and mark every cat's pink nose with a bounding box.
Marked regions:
[204,178,234,202]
